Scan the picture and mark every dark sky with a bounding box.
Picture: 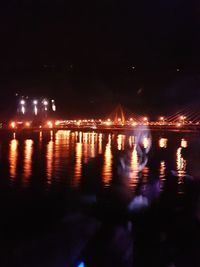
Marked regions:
[0,0,200,118]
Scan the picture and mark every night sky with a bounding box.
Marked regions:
[0,0,200,118]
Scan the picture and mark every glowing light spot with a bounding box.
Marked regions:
[143,117,148,123]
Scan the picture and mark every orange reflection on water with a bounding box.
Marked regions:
[23,139,33,185]
[90,132,96,158]
[9,139,18,179]
[159,160,166,190]
[176,147,186,177]
[176,147,186,194]
[50,130,53,140]
[142,166,149,184]
[143,137,150,149]
[102,134,112,187]
[181,138,188,148]
[98,133,103,154]
[79,132,83,143]
[83,132,88,143]
[129,136,134,148]
[83,133,89,163]
[55,130,71,140]
[159,138,168,148]
[39,131,42,142]
[46,140,54,184]
[117,134,125,150]
[54,130,71,180]
[73,142,83,188]
[129,146,139,188]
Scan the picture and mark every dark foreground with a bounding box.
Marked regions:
[1,173,200,267]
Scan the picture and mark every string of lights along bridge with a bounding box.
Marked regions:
[8,102,200,130]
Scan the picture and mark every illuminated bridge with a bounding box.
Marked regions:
[5,103,200,132]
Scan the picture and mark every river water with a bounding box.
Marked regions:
[1,129,200,194]
[1,129,200,266]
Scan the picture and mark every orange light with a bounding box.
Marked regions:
[143,117,148,121]
[11,122,16,128]
[180,116,186,121]
[25,122,30,127]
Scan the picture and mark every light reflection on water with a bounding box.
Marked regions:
[159,160,166,190]
[159,138,168,148]
[73,142,83,188]
[102,134,113,187]
[23,139,33,186]
[54,130,71,181]
[128,146,139,188]
[98,133,103,154]
[176,146,187,194]
[46,140,54,184]
[181,138,188,148]
[6,131,198,195]
[9,139,18,180]
[117,134,125,150]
